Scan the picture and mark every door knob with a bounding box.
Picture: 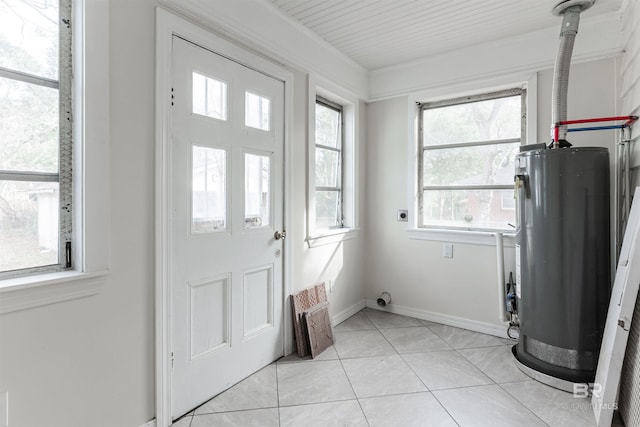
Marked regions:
[274,230,286,240]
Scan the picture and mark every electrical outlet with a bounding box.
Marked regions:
[443,243,453,258]
[328,279,335,293]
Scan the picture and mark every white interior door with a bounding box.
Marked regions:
[170,36,285,418]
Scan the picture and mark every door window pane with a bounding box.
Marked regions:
[0,76,59,173]
[192,72,227,120]
[315,190,340,229]
[245,153,270,228]
[0,180,59,271]
[423,189,515,230]
[245,91,271,131]
[192,146,226,233]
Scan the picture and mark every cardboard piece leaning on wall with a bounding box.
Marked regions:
[290,282,327,357]
[304,302,334,359]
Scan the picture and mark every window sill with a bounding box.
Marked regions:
[0,270,108,314]
[307,228,360,248]
[406,228,515,246]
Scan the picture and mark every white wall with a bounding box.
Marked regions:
[0,1,629,426]
[365,58,618,331]
[0,1,367,426]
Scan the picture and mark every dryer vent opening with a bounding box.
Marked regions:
[377,292,391,307]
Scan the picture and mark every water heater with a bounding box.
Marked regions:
[513,146,611,384]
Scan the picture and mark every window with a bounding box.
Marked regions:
[0,0,72,277]
[314,97,343,230]
[418,89,525,231]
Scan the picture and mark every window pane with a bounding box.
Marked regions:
[192,146,226,233]
[192,72,227,120]
[245,92,271,131]
[423,189,515,230]
[315,147,340,187]
[423,143,519,186]
[0,76,59,173]
[0,0,59,79]
[423,95,521,146]
[0,180,59,271]
[315,103,341,148]
[315,190,340,229]
[245,153,270,229]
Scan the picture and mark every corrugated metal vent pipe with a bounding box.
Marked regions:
[551,0,595,148]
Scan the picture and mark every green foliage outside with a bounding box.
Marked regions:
[423,96,520,228]
[0,0,61,271]
[315,103,342,228]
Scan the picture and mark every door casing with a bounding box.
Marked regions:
[155,8,294,426]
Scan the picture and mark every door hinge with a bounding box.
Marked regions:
[171,87,174,106]
[171,351,175,368]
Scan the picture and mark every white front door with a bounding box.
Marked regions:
[170,36,285,418]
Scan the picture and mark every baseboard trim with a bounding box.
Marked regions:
[140,419,156,427]
[364,299,510,338]
[332,299,366,326]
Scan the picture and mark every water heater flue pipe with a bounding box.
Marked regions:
[550,0,595,148]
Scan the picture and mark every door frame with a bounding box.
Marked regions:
[154,8,294,426]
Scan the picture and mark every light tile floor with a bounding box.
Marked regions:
[171,308,621,427]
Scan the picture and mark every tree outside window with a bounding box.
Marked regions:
[0,0,72,275]
[419,89,525,231]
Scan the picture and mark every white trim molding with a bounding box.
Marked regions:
[307,228,360,248]
[331,298,366,326]
[0,0,110,309]
[161,0,368,99]
[364,299,511,339]
[155,8,295,426]
[306,74,361,247]
[0,271,107,314]
[406,71,537,242]
[406,229,516,247]
[139,419,156,427]
[370,11,623,101]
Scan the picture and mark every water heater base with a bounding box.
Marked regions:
[511,345,589,394]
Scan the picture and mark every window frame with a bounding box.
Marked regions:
[306,77,359,247]
[0,0,111,313]
[314,96,344,231]
[417,88,526,233]
[0,0,73,279]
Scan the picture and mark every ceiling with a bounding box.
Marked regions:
[268,0,624,71]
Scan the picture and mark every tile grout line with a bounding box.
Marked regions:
[452,348,498,386]
[495,382,552,427]
[189,310,522,426]
[336,326,375,427]
[364,309,548,427]
[275,361,281,427]
[362,308,464,426]
[429,389,462,427]
[336,347,372,427]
